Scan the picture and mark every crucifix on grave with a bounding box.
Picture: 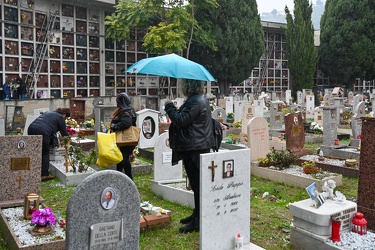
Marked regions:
[208,161,217,182]
[16,176,23,189]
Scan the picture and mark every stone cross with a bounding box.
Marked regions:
[208,161,217,182]
[16,176,23,189]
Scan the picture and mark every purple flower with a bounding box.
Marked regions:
[30,207,57,226]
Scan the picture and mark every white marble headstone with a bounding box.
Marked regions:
[224,96,234,114]
[351,101,366,140]
[248,117,269,161]
[136,109,159,149]
[305,94,315,119]
[353,94,363,112]
[297,91,303,105]
[241,104,254,135]
[200,149,250,250]
[23,115,40,135]
[254,99,265,117]
[153,132,182,182]
[285,90,292,105]
[234,101,248,121]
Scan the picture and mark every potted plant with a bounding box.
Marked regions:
[301,160,319,174]
[257,157,270,167]
[266,148,297,170]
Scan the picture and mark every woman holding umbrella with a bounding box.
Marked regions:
[165,79,214,233]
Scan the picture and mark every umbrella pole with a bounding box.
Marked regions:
[168,77,174,100]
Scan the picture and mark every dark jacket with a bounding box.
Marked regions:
[16,77,27,95]
[27,111,68,144]
[165,94,214,152]
[110,110,136,131]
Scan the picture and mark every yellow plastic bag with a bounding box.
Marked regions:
[96,132,123,167]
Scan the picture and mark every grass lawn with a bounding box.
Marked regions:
[0,141,359,250]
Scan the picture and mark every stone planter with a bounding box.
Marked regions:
[251,165,342,191]
[151,179,194,208]
[296,158,359,178]
[0,207,65,250]
[49,161,96,186]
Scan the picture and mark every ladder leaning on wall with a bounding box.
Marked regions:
[258,42,275,90]
[26,13,57,99]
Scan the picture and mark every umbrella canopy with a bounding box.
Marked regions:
[126,53,216,82]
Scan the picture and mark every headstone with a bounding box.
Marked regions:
[269,101,284,130]
[322,106,338,147]
[218,99,226,110]
[248,117,269,161]
[23,115,40,135]
[212,108,227,124]
[285,112,305,152]
[353,94,363,112]
[0,119,4,136]
[153,132,182,182]
[331,87,344,97]
[12,106,24,132]
[305,94,315,119]
[333,97,345,124]
[234,101,248,121]
[285,90,292,105]
[297,91,303,106]
[314,107,323,126]
[241,104,254,135]
[0,135,42,206]
[200,149,251,249]
[351,101,366,140]
[137,109,159,149]
[357,117,375,230]
[347,91,354,106]
[94,104,117,133]
[66,170,140,249]
[224,96,234,113]
[254,99,265,117]
[323,94,331,106]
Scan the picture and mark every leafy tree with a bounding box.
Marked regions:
[104,0,218,57]
[285,0,317,98]
[319,0,375,87]
[190,0,265,94]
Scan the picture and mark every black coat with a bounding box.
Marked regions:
[165,94,214,152]
[27,111,68,144]
[110,110,136,132]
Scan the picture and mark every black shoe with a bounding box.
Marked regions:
[179,218,199,233]
[180,214,194,224]
[41,175,55,182]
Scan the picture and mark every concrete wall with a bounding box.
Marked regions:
[0,97,117,124]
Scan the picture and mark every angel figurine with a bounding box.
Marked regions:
[322,180,336,199]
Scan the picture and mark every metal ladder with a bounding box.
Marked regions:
[26,13,57,99]
[258,42,275,89]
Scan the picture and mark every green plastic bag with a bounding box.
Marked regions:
[96,131,123,167]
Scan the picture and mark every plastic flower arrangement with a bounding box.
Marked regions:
[31,207,57,226]
[278,133,286,140]
[232,120,242,128]
[84,119,95,128]
[309,122,323,134]
[66,127,76,135]
[66,117,79,128]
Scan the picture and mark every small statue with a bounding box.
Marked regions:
[322,180,336,199]
[335,191,346,204]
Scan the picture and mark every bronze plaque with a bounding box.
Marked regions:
[292,125,301,135]
[275,115,280,121]
[11,157,30,170]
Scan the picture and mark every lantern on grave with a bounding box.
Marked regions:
[352,212,367,235]
[24,193,40,219]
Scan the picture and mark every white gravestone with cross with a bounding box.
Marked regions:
[200,149,251,250]
[224,96,234,114]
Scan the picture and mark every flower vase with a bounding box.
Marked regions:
[33,225,52,233]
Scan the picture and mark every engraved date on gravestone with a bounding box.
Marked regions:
[11,157,30,170]
[90,219,123,248]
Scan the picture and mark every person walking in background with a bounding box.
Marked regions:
[28,108,70,181]
[16,76,27,100]
[2,81,11,100]
[165,79,214,233]
[110,92,137,180]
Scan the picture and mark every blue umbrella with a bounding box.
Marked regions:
[126,53,216,82]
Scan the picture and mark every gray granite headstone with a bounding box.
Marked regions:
[0,135,42,206]
[0,119,4,136]
[351,101,366,140]
[66,170,139,250]
[200,149,251,249]
[270,101,284,130]
[212,108,227,124]
[153,132,182,182]
[94,104,117,134]
[322,106,338,147]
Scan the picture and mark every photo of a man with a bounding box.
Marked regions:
[18,140,26,149]
[223,160,234,178]
[101,188,116,209]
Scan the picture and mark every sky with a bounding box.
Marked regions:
[256,0,295,14]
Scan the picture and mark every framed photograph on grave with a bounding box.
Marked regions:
[18,139,26,150]
[306,183,325,208]
[223,160,234,178]
[101,187,116,210]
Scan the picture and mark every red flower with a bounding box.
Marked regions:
[358,134,362,139]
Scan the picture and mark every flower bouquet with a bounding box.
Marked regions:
[31,208,56,227]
